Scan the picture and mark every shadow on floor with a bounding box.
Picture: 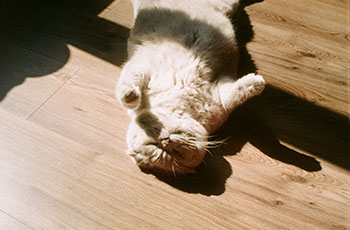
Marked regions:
[144,1,349,196]
[1,0,348,196]
[0,0,129,101]
[158,81,348,196]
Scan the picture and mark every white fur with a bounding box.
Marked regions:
[116,0,265,174]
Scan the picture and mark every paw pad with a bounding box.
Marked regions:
[117,86,141,109]
[123,90,140,103]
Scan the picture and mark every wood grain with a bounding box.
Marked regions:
[245,0,349,115]
[0,0,349,229]
[0,210,31,230]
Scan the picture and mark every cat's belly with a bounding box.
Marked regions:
[129,5,238,78]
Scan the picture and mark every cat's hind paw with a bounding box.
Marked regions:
[117,85,142,110]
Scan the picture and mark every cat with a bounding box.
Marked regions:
[116,0,265,175]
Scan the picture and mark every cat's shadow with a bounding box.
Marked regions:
[147,96,324,196]
[142,0,350,196]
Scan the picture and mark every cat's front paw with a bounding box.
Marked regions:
[117,85,141,109]
[243,73,266,96]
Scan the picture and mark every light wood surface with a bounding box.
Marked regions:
[0,0,349,229]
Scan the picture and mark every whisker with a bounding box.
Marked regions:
[171,161,177,178]
[205,148,213,157]
[153,150,164,163]
[173,159,178,166]
[137,156,149,166]
[172,159,194,177]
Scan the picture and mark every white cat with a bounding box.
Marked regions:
[116,0,265,174]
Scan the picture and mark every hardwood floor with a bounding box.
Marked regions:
[0,0,349,229]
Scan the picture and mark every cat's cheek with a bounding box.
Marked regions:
[126,150,136,157]
[126,151,146,167]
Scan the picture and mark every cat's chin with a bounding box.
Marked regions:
[127,145,205,175]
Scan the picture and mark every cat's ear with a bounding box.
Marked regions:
[116,62,150,110]
[214,73,265,112]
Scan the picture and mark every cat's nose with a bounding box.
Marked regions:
[158,129,170,147]
[160,137,181,157]
[160,137,170,149]
[160,137,177,151]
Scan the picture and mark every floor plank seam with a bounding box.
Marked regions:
[0,207,35,230]
[26,68,81,120]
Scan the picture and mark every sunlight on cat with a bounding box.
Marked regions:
[116,0,265,175]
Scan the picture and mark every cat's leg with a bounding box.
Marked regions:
[215,73,265,112]
[131,0,144,17]
[116,61,149,110]
[208,0,240,15]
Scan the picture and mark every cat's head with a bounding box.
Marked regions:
[126,109,210,175]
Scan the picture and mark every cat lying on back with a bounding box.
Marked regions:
[116,0,265,175]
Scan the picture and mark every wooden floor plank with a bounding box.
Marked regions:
[102,0,135,28]
[245,0,349,115]
[28,62,129,154]
[0,210,32,230]
[0,0,349,229]
[24,65,350,229]
[0,40,77,118]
